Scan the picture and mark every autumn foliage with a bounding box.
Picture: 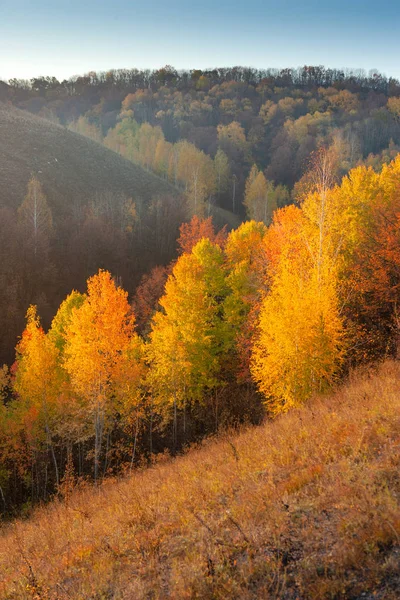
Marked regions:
[2,156,400,516]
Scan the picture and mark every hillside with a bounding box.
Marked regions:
[0,103,240,365]
[0,103,178,214]
[5,65,400,214]
[1,361,399,600]
[0,103,186,365]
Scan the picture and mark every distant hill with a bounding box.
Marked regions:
[0,102,179,216]
[0,360,399,599]
[0,103,239,365]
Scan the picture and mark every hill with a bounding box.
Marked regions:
[0,103,239,365]
[0,360,399,599]
[0,102,179,214]
[0,102,190,365]
[5,65,400,213]
[0,102,239,227]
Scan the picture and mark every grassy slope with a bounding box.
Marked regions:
[1,362,399,600]
[0,103,178,215]
[0,103,241,230]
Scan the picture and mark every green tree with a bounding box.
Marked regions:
[147,239,228,439]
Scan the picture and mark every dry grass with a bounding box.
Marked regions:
[0,361,399,599]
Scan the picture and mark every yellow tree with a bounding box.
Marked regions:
[14,306,62,486]
[67,116,103,143]
[224,221,268,380]
[251,249,343,414]
[217,121,247,150]
[104,117,140,162]
[244,166,277,225]
[113,336,147,470]
[135,123,164,170]
[154,138,173,178]
[48,291,86,353]
[252,157,345,414]
[176,141,216,216]
[387,97,400,120]
[63,270,135,482]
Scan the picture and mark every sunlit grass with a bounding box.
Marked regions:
[1,361,399,599]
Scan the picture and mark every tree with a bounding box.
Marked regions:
[387,97,400,121]
[251,154,345,413]
[48,291,86,353]
[175,141,216,216]
[251,251,343,414]
[213,149,230,199]
[113,336,146,471]
[132,265,171,334]
[14,306,62,486]
[224,221,268,381]
[244,166,277,225]
[63,270,135,482]
[135,123,164,170]
[217,121,247,149]
[147,239,228,440]
[67,116,103,143]
[18,176,53,258]
[341,156,400,359]
[177,215,227,255]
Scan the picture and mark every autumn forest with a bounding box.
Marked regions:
[0,63,400,598]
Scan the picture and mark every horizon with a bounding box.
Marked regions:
[1,0,400,82]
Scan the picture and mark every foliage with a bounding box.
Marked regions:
[147,239,228,422]
[2,154,400,512]
[63,270,136,480]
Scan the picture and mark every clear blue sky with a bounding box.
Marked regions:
[1,0,399,81]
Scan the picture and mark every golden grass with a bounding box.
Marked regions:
[1,361,399,599]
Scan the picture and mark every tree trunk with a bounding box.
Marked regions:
[130,416,140,473]
[94,404,104,484]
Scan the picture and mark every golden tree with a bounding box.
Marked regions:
[63,270,135,482]
[14,306,62,485]
[251,251,343,414]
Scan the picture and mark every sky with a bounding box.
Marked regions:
[1,0,399,81]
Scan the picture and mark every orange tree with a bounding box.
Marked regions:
[63,270,136,482]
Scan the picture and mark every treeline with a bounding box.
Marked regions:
[3,65,400,211]
[4,65,400,105]
[1,152,400,514]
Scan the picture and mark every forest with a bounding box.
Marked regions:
[1,65,400,372]
[1,144,400,514]
[3,64,400,200]
[0,62,400,598]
